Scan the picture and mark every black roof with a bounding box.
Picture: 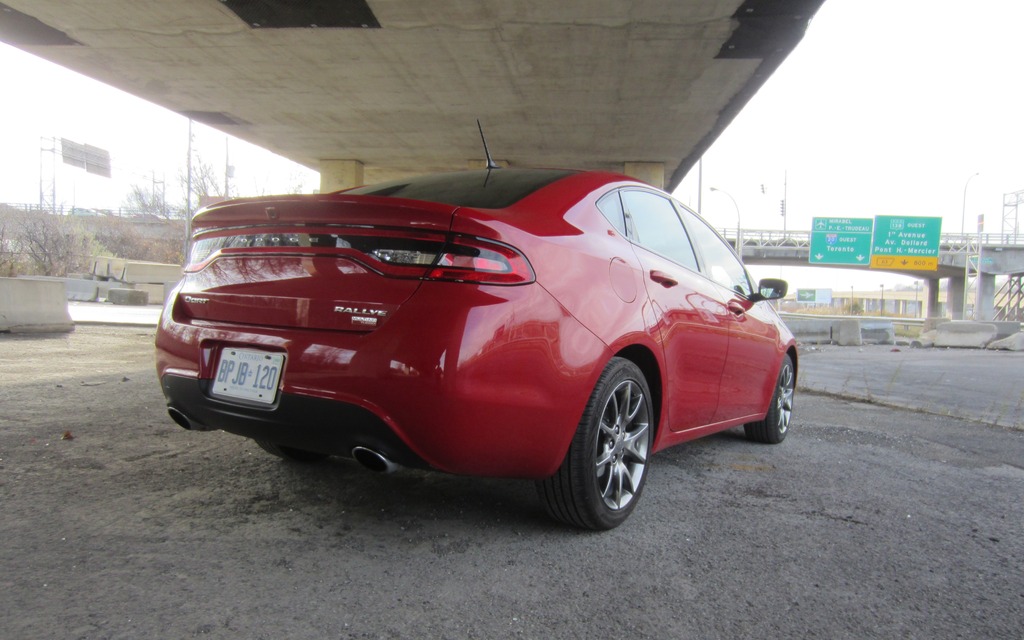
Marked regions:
[345,169,576,209]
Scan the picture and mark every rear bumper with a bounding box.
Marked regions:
[161,374,428,468]
[156,281,610,478]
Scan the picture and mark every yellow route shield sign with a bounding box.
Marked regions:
[869,255,938,270]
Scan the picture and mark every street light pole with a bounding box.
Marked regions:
[960,172,979,321]
[710,187,742,262]
[961,172,979,237]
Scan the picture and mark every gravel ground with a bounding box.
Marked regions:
[1,326,1022,639]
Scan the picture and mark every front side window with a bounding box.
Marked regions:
[620,190,698,271]
[677,206,753,297]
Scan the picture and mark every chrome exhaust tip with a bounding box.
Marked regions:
[351,446,401,473]
[167,407,192,430]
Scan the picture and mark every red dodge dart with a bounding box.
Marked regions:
[156,168,796,529]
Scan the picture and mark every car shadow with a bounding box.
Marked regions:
[256,452,559,533]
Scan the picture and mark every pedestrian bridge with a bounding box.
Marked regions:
[724,228,1024,321]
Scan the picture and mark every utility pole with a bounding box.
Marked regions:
[224,137,232,199]
[782,170,788,236]
[185,118,193,262]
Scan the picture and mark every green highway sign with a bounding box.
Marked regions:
[869,216,942,271]
[809,217,874,266]
[796,288,832,304]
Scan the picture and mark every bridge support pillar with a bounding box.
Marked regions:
[320,160,365,192]
[623,162,664,189]
[948,276,966,320]
[978,273,996,321]
[926,278,941,318]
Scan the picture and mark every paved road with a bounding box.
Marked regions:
[1,328,1022,638]
[798,344,1024,429]
[68,300,162,325]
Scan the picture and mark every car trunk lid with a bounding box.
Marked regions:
[176,195,458,332]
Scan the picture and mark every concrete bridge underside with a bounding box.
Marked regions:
[0,0,826,192]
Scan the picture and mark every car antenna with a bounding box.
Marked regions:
[477,119,501,171]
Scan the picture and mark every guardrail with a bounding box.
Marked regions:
[0,202,161,218]
[781,312,1022,335]
[781,312,924,335]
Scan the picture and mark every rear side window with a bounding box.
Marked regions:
[620,190,698,271]
[596,192,627,235]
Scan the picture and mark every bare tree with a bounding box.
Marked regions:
[16,211,96,276]
[92,216,185,265]
[179,153,225,212]
[0,207,30,276]
[123,183,175,219]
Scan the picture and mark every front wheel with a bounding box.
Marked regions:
[536,358,653,530]
[744,354,795,444]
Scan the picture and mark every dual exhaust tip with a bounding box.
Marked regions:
[351,446,401,473]
[168,409,401,473]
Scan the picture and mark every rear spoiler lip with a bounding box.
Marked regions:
[192,194,459,233]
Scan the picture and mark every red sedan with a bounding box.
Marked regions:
[156,169,796,529]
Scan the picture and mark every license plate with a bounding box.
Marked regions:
[211,348,285,405]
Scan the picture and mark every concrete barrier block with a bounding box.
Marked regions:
[923,317,950,333]
[986,332,1024,351]
[837,319,862,346]
[131,283,167,305]
[64,279,100,301]
[987,321,1021,340]
[860,320,895,345]
[781,317,834,344]
[17,276,99,302]
[0,278,74,333]
[108,258,128,281]
[120,261,183,284]
[934,322,998,348]
[911,330,937,349]
[93,281,116,301]
[108,288,149,306]
[91,256,109,278]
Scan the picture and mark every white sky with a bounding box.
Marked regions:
[675,0,1024,289]
[0,46,319,209]
[1,0,1022,291]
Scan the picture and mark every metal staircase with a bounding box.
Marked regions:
[993,275,1024,322]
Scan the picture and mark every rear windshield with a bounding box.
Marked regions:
[345,169,575,209]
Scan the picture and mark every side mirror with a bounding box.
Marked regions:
[749,278,788,302]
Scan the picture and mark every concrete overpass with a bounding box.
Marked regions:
[728,228,1024,321]
[0,0,825,192]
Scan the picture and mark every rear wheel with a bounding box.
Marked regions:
[254,439,329,463]
[537,358,653,530]
[744,354,795,444]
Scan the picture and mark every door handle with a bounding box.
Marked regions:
[649,270,678,288]
[727,301,747,316]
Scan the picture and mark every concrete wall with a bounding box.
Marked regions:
[0,278,74,333]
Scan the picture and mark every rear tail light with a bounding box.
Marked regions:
[428,236,534,285]
[187,228,534,285]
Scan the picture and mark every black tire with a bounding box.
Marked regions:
[254,439,329,463]
[744,354,795,444]
[536,357,654,530]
